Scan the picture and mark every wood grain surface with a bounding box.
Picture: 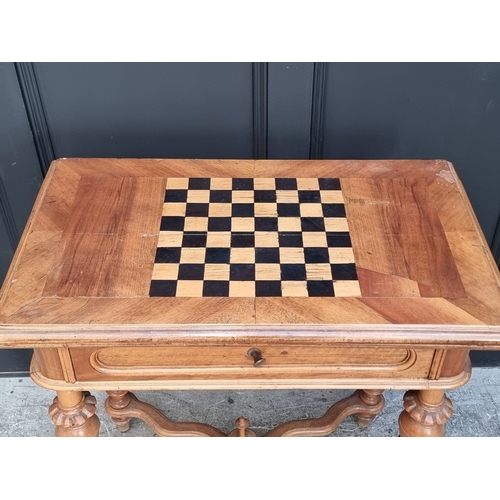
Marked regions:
[1,158,499,348]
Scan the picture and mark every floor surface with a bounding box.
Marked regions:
[1,368,500,437]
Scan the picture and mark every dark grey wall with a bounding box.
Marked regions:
[34,63,254,159]
[268,63,313,159]
[322,63,500,245]
[0,63,44,374]
[1,62,500,373]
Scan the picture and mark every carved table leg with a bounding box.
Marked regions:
[398,389,453,437]
[356,389,385,427]
[48,390,100,437]
[106,391,132,432]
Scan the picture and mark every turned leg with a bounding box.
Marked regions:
[48,390,100,437]
[398,389,453,437]
[105,390,132,432]
[228,417,257,437]
[356,389,385,427]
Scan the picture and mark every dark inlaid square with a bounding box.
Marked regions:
[254,190,277,203]
[178,264,205,280]
[155,247,181,263]
[278,232,303,247]
[256,247,280,264]
[165,189,188,202]
[255,217,278,231]
[307,280,335,296]
[149,280,177,297]
[319,178,341,190]
[232,204,254,217]
[203,280,229,297]
[331,263,358,280]
[304,247,330,263]
[280,264,307,281]
[300,217,325,232]
[210,190,232,203]
[233,178,254,190]
[298,190,321,203]
[230,264,255,281]
[231,233,255,247]
[277,203,300,217]
[206,248,231,264]
[275,178,297,190]
[182,232,207,247]
[160,216,185,231]
[256,281,282,297]
[322,204,346,217]
[326,232,352,247]
[189,178,211,190]
[186,203,209,217]
[208,217,232,231]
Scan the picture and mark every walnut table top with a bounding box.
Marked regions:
[1,158,499,437]
[1,158,499,347]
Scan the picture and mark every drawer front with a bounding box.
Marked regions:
[69,344,436,382]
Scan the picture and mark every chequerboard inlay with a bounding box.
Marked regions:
[149,177,360,297]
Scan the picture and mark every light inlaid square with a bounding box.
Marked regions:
[232,217,255,232]
[187,190,210,203]
[302,232,327,247]
[176,280,203,297]
[209,203,232,217]
[276,191,299,203]
[255,231,279,247]
[255,264,281,280]
[211,178,233,189]
[254,178,276,190]
[231,248,255,263]
[333,280,361,297]
[306,263,332,280]
[206,232,231,247]
[282,281,308,297]
[255,203,278,217]
[180,247,206,263]
[152,263,179,280]
[158,231,183,247]
[166,178,189,189]
[296,178,319,190]
[279,247,305,263]
[232,191,254,203]
[321,190,344,203]
[328,247,355,263]
[229,281,255,297]
[278,217,302,231]
[324,217,349,231]
[300,204,323,217]
[204,263,230,280]
[184,217,209,231]
[162,203,187,216]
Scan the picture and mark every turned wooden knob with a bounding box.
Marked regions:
[247,348,266,367]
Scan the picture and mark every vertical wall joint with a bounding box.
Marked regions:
[14,62,55,175]
[252,62,268,159]
[309,62,327,160]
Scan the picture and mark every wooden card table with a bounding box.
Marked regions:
[1,158,500,437]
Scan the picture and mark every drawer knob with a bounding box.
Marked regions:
[247,348,266,367]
